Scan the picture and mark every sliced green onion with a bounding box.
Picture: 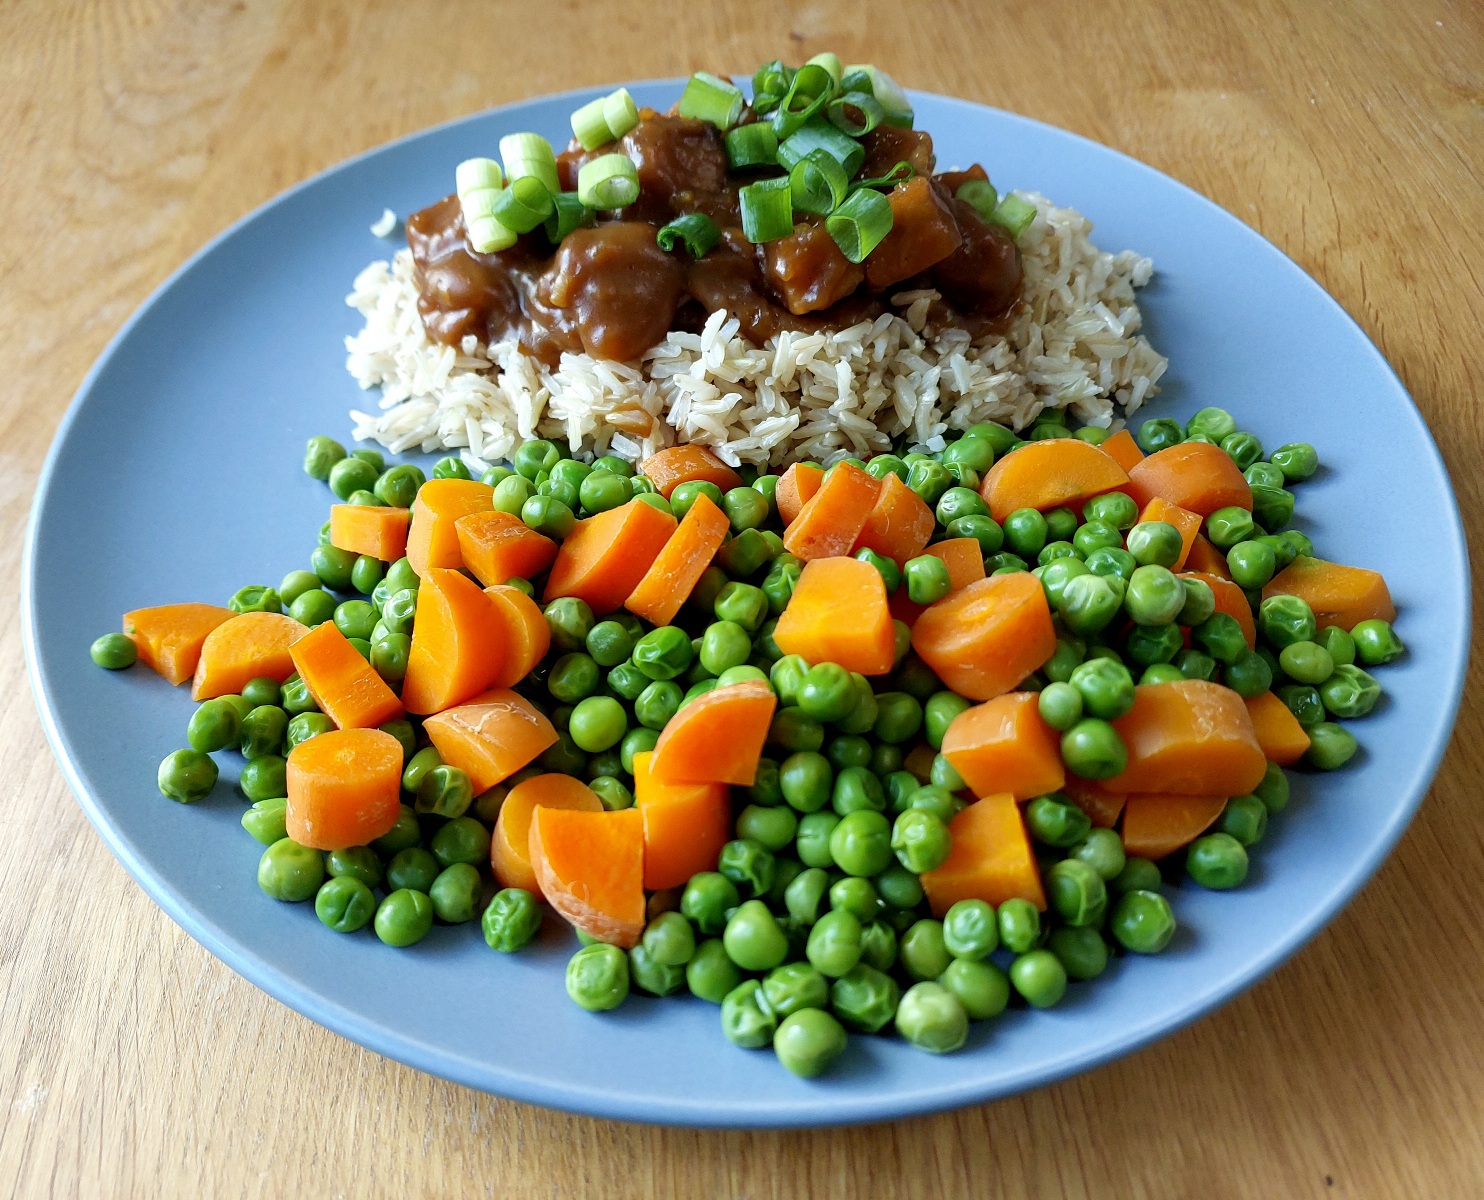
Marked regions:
[465,212,518,254]
[739,176,794,243]
[456,158,518,253]
[677,72,745,131]
[570,87,640,151]
[845,64,914,128]
[789,150,849,216]
[544,192,592,242]
[725,122,778,170]
[826,91,885,137]
[752,60,793,116]
[839,67,873,94]
[500,132,561,194]
[825,187,893,263]
[656,213,721,259]
[491,175,555,234]
[456,157,504,197]
[577,153,640,209]
[772,62,837,140]
[806,52,843,86]
[777,119,864,179]
[989,193,1038,239]
[851,161,915,192]
[956,179,998,223]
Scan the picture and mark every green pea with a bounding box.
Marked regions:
[825,963,899,1033]
[184,698,240,754]
[1176,648,1218,681]
[769,707,825,754]
[283,712,332,753]
[921,692,970,751]
[995,898,1040,953]
[371,463,424,507]
[304,435,347,480]
[1314,625,1356,668]
[1037,540,1079,567]
[430,816,490,868]
[867,693,920,746]
[564,943,630,1010]
[1073,426,1109,445]
[1248,763,1288,817]
[1072,519,1123,559]
[1007,949,1067,1008]
[398,746,440,794]
[1319,663,1381,718]
[933,486,986,528]
[632,911,693,970]
[889,981,967,1053]
[1219,431,1263,471]
[510,439,558,481]
[545,653,598,704]
[415,764,473,818]
[788,812,837,870]
[1186,832,1249,889]
[717,528,775,578]
[1058,573,1124,637]
[712,581,767,632]
[567,695,628,753]
[626,942,686,997]
[1123,623,1182,669]
[1048,926,1110,981]
[769,1008,847,1077]
[781,866,828,926]
[733,803,797,853]
[618,728,657,774]
[1218,793,1268,847]
[1105,889,1175,954]
[720,899,787,972]
[864,454,909,483]
[258,838,324,901]
[309,875,374,934]
[491,474,534,516]
[826,736,872,772]
[288,587,337,627]
[964,421,1017,453]
[826,808,891,877]
[1243,463,1285,492]
[481,888,542,952]
[715,485,765,533]
[1037,508,1075,545]
[719,838,775,899]
[941,898,998,961]
[662,480,719,522]
[888,808,950,873]
[830,766,883,818]
[806,908,864,978]
[385,846,440,894]
[1203,506,1254,550]
[1259,595,1318,648]
[1106,857,1161,899]
[605,661,649,702]
[756,962,828,1020]
[631,626,694,681]
[228,585,282,615]
[906,459,953,506]
[1352,619,1405,666]
[1124,564,1185,625]
[1047,858,1108,926]
[683,938,741,1003]
[574,469,626,515]
[89,631,139,670]
[1083,546,1136,586]
[942,434,998,473]
[834,675,880,737]
[1060,719,1127,780]
[1278,640,1335,686]
[584,775,631,811]
[521,494,575,539]
[1140,663,1187,686]
[1041,638,1085,685]
[536,730,584,776]
[235,753,285,802]
[1226,539,1276,589]
[319,847,381,891]
[681,872,740,936]
[829,877,882,926]
[1002,508,1049,559]
[716,977,776,1047]
[1025,795,1093,848]
[1190,612,1247,667]
[241,797,289,845]
[1066,659,1132,727]
[1270,442,1318,482]
[1274,684,1324,730]
[929,752,966,792]
[1038,557,1090,610]
[1305,721,1358,770]
[370,805,420,857]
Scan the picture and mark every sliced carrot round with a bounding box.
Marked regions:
[912,573,1056,701]
[484,585,552,688]
[633,750,730,890]
[1106,680,1267,796]
[285,728,403,850]
[979,439,1130,523]
[641,444,742,498]
[529,806,646,948]
[1125,442,1251,517]
[401,568,506,715]
[491,773,603,894]
[123,603,234,686]
[424,688,557,794]
[191,612,308,701]
[648,680,777,786]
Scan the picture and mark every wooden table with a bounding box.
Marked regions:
[4,1,1480,1195]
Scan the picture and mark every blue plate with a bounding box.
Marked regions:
[23,82,1469,1127]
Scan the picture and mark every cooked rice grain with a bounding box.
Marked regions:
[345,191,1166,470]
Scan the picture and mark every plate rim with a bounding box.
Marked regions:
[21,79,1472,1128]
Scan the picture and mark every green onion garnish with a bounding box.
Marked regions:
[751,60,793,116]
[956,179,998,223]
[499,133,561,196]
[839,66,874,95]
[845,64,914,128]
[576,153,641,209]
[777,119,864,179]
[827,91,885,137]
[739,176,794,243]
[772,62,837,140]
[456,157,504,196]
[491,175,556,234]
[789,150,849,216]
[825,187,894,263]
[570,87,640,151]
[656,213,721,259]
[806,52,843,86]
[544,192,592,242]
[677,72,745,131]
[455,157,517,253]
[724,123,778,170]
[989,193,1037,239]
[851,161,916,192]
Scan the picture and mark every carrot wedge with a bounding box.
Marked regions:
[920,793,1046,915]
[330,504,411,562]
[941,692,1065,801]
[1244,691,1312,766]
[772,557,896,676]
[1179,571,1256,648]
[624,493,729,627]
[285,728,403,851]
[530,806,646,948]
[1061,776,1127,829]
[912,573,1056,701]
[633,751,730,890]
[405,478,494,576]
[491,773,603,894]
[192,612,308,700]
[1126,442,1251,516]
[641,445,741,499]
[401,568,507,715]
[852,472,935,567]
[423,687,557,793]
[289,621,403,729]
[782,462,881,560]
[1100,429,1145,473]
[649,680,776,786]
[1185,535,1232,580]
[1261,556,1396,631]
[1106,680,1267,795]
[1121,793,1227,860]
[122,603,234,686]
[776,462,825,526]
[454,510,557,587]
[979,439,1130,523]
[890,537,985,626]
[483,585,551,689]
[544,498,677,614]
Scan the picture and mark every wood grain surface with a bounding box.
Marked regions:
[3,1,1481,1196]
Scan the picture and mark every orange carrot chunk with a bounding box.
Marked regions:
[864,176,963,289]
[1244,691,1313,766]
[1121,793,1228,860]
[1125,442,1251,517]
[781,462,881,561]
[454,510,558,587]
[1261,556,1396,631]
[483,585,552,689]
[940,692,1065,801]
[329,504,411,562]
[649,680,777,787]
[1106,680,1267,795]
[1100,429,1145,473]
[920,793,1046,916]
[1184,535,1232,580]
[632,751,731,891]
[544,498,677,614]
[1139,496,1203,571]
[401,568,507,715]
[192,612,308,701]
[284,728,404,851]
[1179,571,1256,648]
[772,557,896,676]
[491,773,603,895]
[625,493,730,627]
[423,687,557,793]
[530,806,647,948]
[405,478,494,576]
[979,439,1130,523]
[1061,777,1127,829]
[776,462,825,526]
[851,472,935,567]
[912,573,1056,701]
[889,536,986,626]
[289,621,404,730]
[641,445,742,499]
[122,603,235,686]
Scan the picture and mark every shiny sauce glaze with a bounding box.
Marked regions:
[406,114,1023,366]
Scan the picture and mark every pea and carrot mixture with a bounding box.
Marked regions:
[93,408,1405,1078]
